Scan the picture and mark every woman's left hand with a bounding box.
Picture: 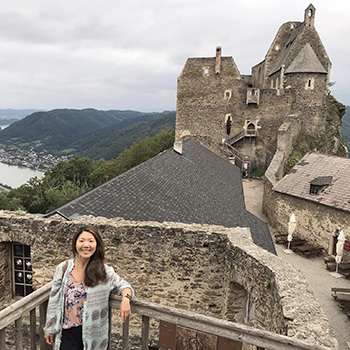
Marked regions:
[119,297,131,322]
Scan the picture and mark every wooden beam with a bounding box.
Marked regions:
[15,318,23,350]
[107,306,112,350]
[122,318,129,350]
[141,315,150,350]
[0,283,52,330]
[109,296,332,350]
[0,328,5,350]
[39,300,49,350]
[30,308,37,350]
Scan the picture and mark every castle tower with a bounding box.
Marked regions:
[176,5,336,171]
[305,4,316,27]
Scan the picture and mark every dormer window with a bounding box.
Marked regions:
[309,176,332,195]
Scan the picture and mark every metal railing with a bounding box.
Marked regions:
[0,283,333,350]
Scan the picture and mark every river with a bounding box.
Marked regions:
[0,124,44,188]
[0,162,43,189]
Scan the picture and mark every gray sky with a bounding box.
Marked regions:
[0,0,349,112]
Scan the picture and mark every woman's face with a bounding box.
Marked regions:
[76,231,97,260]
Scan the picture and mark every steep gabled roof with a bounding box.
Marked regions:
[269,22,304,76]
[273,153,350,212]
[180,56,241,79]
[285,44,327,74]
[46,139,275,253]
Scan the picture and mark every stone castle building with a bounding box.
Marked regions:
[176,4,344,172]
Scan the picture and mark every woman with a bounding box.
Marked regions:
[44,226,134,350]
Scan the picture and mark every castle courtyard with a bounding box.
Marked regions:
[243,178,350,350]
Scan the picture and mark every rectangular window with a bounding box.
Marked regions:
[12,243,33,297]
[305,78,314,90]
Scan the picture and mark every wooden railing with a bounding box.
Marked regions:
[0,283,334,350]
[227,131,245,145]
[0,283,52,350]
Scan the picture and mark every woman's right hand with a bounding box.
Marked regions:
[44,333,53,345]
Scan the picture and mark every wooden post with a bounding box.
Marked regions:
[0,328,6,349]
[39,300,49,350]
[141,315,150,350]
[122,318,129,350]
[15,317,23,350]
[107,306,112,350]
[30,308,37,350]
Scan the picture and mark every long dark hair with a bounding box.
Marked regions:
[72,226,107,287]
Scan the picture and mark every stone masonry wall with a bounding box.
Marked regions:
[263,189,350,262]
[0,242,11,305]
[0,211,337,348]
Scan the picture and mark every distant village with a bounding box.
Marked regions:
[0,148,73,170]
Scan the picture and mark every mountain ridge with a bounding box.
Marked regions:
[0,108,175,160]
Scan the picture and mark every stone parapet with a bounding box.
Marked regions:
[0,211,338,348]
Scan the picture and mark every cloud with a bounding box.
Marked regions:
[0,0,349,110]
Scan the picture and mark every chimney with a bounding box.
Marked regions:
[173,141,183,155]
[215,46,221,74]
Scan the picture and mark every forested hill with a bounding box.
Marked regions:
[0,108,175,157]
[0,109,41,125]
[341,106,350,155]
[76,112,176,160]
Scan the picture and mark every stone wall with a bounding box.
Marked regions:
[176,56,300,170]
[0,242,11,305]
[263,189,350,262]
[0,211,337,348]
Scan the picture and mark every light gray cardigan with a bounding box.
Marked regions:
[44,259,134,350]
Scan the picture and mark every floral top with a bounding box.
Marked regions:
[63,272,87,329]
[44,259,134,350]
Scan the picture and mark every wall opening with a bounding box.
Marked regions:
[226,115,232,135]
[247,122,256,135]
[224,90,232,100]
[12,243,33,297]
[305,77,314,90]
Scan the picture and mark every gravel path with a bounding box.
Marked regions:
[242,178,350,350]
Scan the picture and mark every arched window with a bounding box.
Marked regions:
[247,123,256,135]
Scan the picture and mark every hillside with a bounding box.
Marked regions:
[76,112,176,160]
[341,106,350,155]
[0,109,174,155]
[0,109,42,126]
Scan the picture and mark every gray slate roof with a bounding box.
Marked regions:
[285,44,327,74]
[46,139,275,253]
[270,22,304,75]
[273,153,350,212]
